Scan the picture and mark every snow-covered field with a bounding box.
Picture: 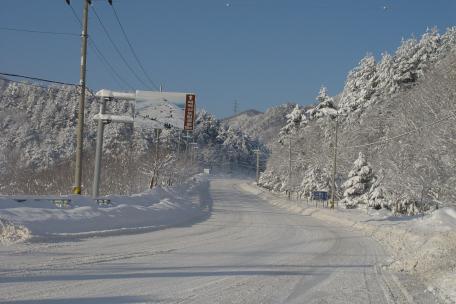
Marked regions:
[241,182,456,304]
[0,174,211,244]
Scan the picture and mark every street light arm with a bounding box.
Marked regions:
[95,89,136,100]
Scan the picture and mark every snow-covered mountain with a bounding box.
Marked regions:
[223,104,297,148]
[259,27,456,213]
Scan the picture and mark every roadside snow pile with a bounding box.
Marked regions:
[240,182,456,304]
[423,207,456,232]
[0,175,210,243]
[0,218,30,244]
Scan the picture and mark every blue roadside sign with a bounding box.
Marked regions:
[312,191,329,201]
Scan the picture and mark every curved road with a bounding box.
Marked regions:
[0,178,435,303]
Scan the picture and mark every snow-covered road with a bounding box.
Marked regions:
[0,178,436,303]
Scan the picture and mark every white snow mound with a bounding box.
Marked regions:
[0,218,30,244]
[0,175,210,242]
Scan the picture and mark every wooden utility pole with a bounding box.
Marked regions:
[288,135,292,199]
[331,118,339,207]
[254,149,260,184]
[72,0,90,194]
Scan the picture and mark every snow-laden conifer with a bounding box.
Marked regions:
[278,104,304,144]
[340,152,375,208]
[306,86,337,120]
[339,55,378,112]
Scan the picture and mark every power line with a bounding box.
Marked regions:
[0,26,79,37]
[88,39,134,90]
[0,77,72,92]
[0,72,77,86]
[110,3,160,91]
[67,2,134,90]
[91,5,153,90]
[0,72,99,98]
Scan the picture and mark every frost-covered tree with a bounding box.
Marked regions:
[339,55,378,112]
[340,152,375,208]
[376,52,396,95]
[307,86,338,120]
[191,111,265,173]
[193,110,221,146]
[299,167,331,198]
[278,104,306,144]
[391,28,440,89]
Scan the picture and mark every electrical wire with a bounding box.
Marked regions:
[0,26,79,37]
[67,2,134,90]
[91,5,153,90]
[0,77,72,92]
[110,4,160,91]
[0,72,77,86]
[0,72,97,97]
[88,39,134,90]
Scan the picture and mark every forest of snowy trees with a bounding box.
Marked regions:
[0,79,264,195]
[259,27,456,214]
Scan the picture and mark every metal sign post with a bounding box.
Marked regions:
[92,96,110,198]
[91,89,196,197]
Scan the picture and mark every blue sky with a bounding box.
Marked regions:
[1,0,456,117]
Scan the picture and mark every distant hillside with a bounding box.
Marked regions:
[223,109,263,121]
[223,104,296,148]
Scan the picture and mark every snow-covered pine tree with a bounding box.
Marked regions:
[339,55,378,113]
[278,104,304,144]
[375,52,397,96]
[415,27,441,75]
[391,28,442,88]
[306,86,338,120]
[440,26,456,54]
[340,152,375,208]
[299,167,331,199]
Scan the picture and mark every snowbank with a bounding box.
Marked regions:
[0,218,30,244]
[0,175,211,244]
[240,182,456,304]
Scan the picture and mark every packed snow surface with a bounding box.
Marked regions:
[0,178,444,303]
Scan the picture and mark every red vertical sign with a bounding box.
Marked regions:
[184,94,196,131]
